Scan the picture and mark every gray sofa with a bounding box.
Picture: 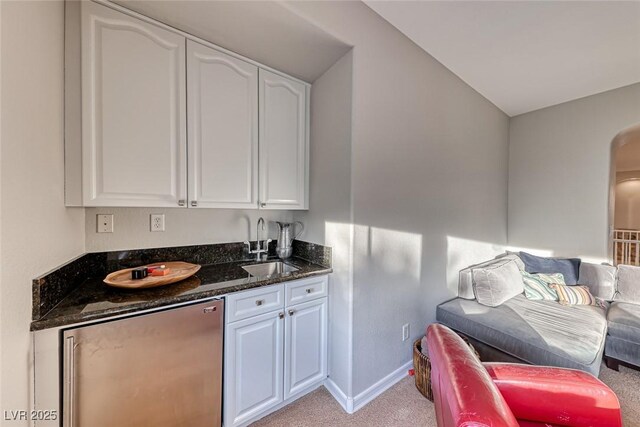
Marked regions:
[436,254,640,376]
[604,265,640,370]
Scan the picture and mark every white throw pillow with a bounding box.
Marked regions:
[578,262,616,301]
[472,260,524,307]
[459,254,525,300]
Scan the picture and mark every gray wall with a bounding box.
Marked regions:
[287,1,510,397]
[85,208,293,252]
[509,83,640,259]
[293,50,354,396]
[0,1,86,420]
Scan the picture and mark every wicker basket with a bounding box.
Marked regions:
[413,338,433,401]
[413,335,479,401]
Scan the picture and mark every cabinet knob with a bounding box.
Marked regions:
[306,288,312,294]
[278,312,285,319]
[288,309,295,316]
[191,200,198,207]
[260,202,266,208]
[178,199,186,207]
[255,299,264,306]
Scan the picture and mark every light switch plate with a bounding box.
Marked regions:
[97,214,114,233]
[150,214,165,232]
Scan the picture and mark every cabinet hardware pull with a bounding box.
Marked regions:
[288,309,295,316]
[306,288,312,294]
[64,336,76,427]
[203,306,217,313]
[278,312,285,319]
[191,200,198,207]
[255,299,264,306]
[178,199,186,206]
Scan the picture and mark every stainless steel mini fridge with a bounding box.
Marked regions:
[62,299,224,427]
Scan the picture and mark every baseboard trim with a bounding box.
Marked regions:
[352,360,413,413]
[324,378,354,413]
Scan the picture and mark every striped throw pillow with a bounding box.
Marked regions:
[521,271,563,301]
[550,284,597,306]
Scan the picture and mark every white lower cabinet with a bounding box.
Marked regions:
[284,298,327,400]
[224,311,284,426]
[224,276,328,427]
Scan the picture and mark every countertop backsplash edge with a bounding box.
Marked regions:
[32,239,331,324]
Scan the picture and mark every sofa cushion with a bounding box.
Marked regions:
[605,336,640,368]
[614,265,640,304]
[578,262,616,301]
[472,260,524,307]
[521,272,563,301]
[550,284,597,306]
[519,252,581,285]
[607,301,640,344]
[458,254,525,300]
[436,295,607,376]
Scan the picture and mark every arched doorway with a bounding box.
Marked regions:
[610,124,640,265]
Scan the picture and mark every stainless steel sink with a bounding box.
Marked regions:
[242,261,298,278]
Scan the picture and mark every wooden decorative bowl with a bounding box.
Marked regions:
[104,261,201,289]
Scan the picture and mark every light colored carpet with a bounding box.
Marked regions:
[601,364,640,426]
[252,364,640,426]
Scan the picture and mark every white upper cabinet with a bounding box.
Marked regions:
[66,2,310,209]
[187,40,258,208]
[259,69,309,210]
[80,2,187,207]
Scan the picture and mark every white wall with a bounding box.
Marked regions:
[85,208,293,252]
[614,171,640,230]
[509,83,640,259]
[614,180,640,230]
[0,1,85,422]
[286,1,509,397]
[616,139,640,172]
[293,50,354,398]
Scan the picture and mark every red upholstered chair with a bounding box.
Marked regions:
[426,324,622,427]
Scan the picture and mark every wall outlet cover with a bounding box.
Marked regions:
[402,324,410,341]
[97,214,114,233]
[150,214,165,232]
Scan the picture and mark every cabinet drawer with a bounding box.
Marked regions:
[227,284,284,323]
[285,276,328,306]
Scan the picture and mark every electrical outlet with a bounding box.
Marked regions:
[97,214,114,233]
[150,214,165,232]
[402,323,410,342]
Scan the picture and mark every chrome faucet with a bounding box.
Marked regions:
[257,217,265,244]
[244,217,271,261]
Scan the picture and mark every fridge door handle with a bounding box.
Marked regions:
[64,335,76,427]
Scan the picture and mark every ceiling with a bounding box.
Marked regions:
[112,1,351,83]
[365,1,640,116]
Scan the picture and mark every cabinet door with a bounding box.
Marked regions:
[81,2,187,207]
[187,41,258,208]
[224,310,284,427]
[258,69,308,210]
[284,298,327,399]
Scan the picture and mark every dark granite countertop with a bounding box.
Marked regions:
[31,257,331,331]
